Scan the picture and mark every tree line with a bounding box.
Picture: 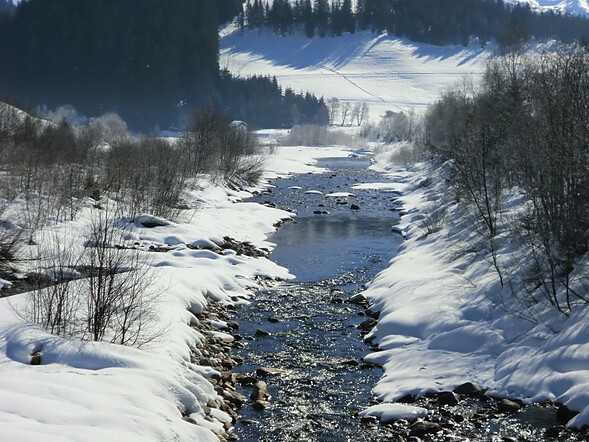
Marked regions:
[424,44,589,315]
[241,0,589,46]
[0,0,14,14]
[217,70,329,127]
[0,0,327,130]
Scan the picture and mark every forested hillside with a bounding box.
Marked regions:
[243,0,589,46]
[0,0,14,14]
[0,0,328,130]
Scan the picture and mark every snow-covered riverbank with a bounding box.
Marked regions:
[4,140,589,439]
[0,144,354,441]
[360,152,589,429]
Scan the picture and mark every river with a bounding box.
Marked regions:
[230,153,579,442]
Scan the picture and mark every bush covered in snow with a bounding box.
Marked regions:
[0,102,266,341]
[178,106,265,184]
[282,123,358,146]
[424,44,589,314]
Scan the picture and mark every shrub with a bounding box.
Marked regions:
[21,208,160,347]
[179,106,264,183]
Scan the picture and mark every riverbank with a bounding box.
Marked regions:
[0,144,355,440]
[359,149,589,433]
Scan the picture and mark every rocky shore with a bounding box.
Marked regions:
[357,296,589,441]
[184,244,589,440]
[184,238,281,441]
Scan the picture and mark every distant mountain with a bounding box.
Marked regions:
[507,0,589,17]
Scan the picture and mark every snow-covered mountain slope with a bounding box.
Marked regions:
[220,25,491,120]
[508,0,589,16]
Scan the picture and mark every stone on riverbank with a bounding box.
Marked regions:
[256,367,283,377]
[255,328,271,337]
[408,421,443,437]
[498,398,522,413]
[453,382,479,396]
[556,405,579,425]
[437,391,459,406]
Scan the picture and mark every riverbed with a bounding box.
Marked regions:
[230,154,581,441]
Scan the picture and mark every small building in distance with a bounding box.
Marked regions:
[230,120,248,131]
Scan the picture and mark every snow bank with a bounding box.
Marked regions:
[360,403,428,423]
[361,158,589,427]
[262,144,353,178]
[0,145,343,440]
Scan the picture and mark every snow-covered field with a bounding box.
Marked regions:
[0,142,356,441]
[220,25,491,120]
[356,148,589,428]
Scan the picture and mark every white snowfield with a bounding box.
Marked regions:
[507,0,589,16]
[358,148,589,428]
[0,187,292,441]
[0,144,354,441]
[220,25,490,120]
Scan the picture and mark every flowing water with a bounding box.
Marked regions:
[231,154,582,441]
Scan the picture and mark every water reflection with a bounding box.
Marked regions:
[270,214,398,282]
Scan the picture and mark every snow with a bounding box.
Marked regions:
[507,0,589,16]
[358,155,589,428]
[220,25,490,122]
[262,144,353,178]
[359,403,428,423]
[325,192,355,197]
[0,145,342,441]
[4,130,589,436]
[352,182,407,192]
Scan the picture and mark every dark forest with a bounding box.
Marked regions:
[243,0,589,46]
[0,0,328,130]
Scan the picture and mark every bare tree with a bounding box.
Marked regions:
[424,44,589,312]
[425,82,506,286]
[84,206,159,346]
[22,232,83,338]
[340,102,351,126]
[351,103,361,126]
[359,102,369,125]
[178,107,263,185]
[21,208,161,347]
[326,97,340,126]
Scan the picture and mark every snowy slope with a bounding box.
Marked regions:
[508,0,589,16]
[356,150,589,429]
[220,25,490,121]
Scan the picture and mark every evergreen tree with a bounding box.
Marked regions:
[342,0,355,33]
[241,0,589,50]
[293,0,303,33]
[331,1,344,36]
[314,0,330,37]
[303,0,314,38]
[356,0,372,31]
